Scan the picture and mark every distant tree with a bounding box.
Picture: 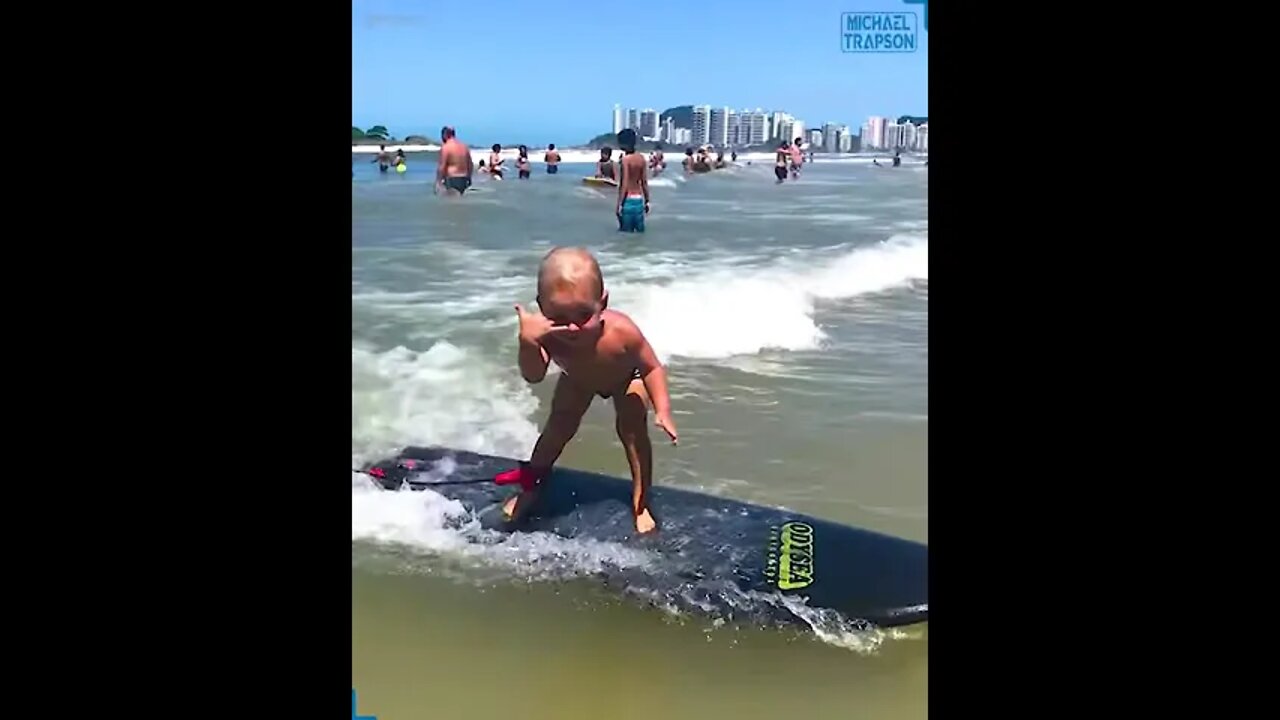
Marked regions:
[352,126,367,140]
[364,125,390,141]
[404,135,430,144]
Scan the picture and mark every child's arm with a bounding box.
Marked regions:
[631,328,677,443]
[517,337,550,383]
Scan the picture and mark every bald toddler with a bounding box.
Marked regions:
[501,246,677,534]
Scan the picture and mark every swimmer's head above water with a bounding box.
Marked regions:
[616,128,637,153]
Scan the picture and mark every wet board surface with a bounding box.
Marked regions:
[582,177,618,187]
[361,446,928,630]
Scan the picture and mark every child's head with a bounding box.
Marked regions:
[616,128,637,154]
[548,143,556,150]
[536,247,608,340]
[519,144,528,156]
[600,147,613,160]
[491,143,501,153]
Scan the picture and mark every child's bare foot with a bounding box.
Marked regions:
[634,508,658,534]
[502,490,538,521]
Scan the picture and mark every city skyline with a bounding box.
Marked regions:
[610,104,927,153]
[352,0,927,144]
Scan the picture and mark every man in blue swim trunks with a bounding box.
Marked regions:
[614,128,650,232]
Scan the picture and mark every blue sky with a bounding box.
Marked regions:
[352,0,927,146]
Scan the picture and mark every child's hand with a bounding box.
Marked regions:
[654,411,678,445]
[514,304,569,345]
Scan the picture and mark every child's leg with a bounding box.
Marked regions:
[612,378,656,534]
[503,374,595,520]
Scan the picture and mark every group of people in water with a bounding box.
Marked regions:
[370,126,839,211]
[430,126,652,233]
[365,127,819,187]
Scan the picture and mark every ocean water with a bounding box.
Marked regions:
[352,157,928,720]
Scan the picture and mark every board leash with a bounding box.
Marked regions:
[351,467,492,486]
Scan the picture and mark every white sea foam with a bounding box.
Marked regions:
[613,234,928,361]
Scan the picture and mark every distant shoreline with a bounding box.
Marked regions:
[351,143,923,161]
[353,145,926,169]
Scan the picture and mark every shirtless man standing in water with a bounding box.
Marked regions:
[434,126,473,196]
[544,143,561,174]
[500,247,677,534]
[615,128,650,232]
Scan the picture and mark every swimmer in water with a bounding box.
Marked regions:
[503,246,677,535]
[434,126,473,196]
[372,144,391,172]
[774,141,790,183]
[545,143,561,174]
[594,147,616,180]
[488,144,505,179]
[615,128,650,233]
[789,138,804,179]
[394,149,406,171]
[682,148,694,173]
[517,145,531,179]
[695,146,711,171]
[649,142,666,176]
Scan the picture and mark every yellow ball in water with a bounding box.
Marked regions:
[396,163,407,173]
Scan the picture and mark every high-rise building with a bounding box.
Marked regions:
[884,122,902,150]
[839,132,853,153]
[691,105,711,146]
[916,123,928,152]
[639,109,660,139]
[612,105,623,134]
[775,117,805,145]
[860,123,873,148]
[822,122,843,153]
[901,123,917,151]
[709,107,730,147]
[867,116,887,149]
[770,111,786,140]
[626,109,639,131]
[728,112,741,146]
[809,129,823,147]
[739,109,768,146]
[662,117,676,144]
[673,127,692,145]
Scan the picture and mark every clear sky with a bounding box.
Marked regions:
[352,0,927,146]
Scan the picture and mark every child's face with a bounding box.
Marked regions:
[538,289,605,343]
